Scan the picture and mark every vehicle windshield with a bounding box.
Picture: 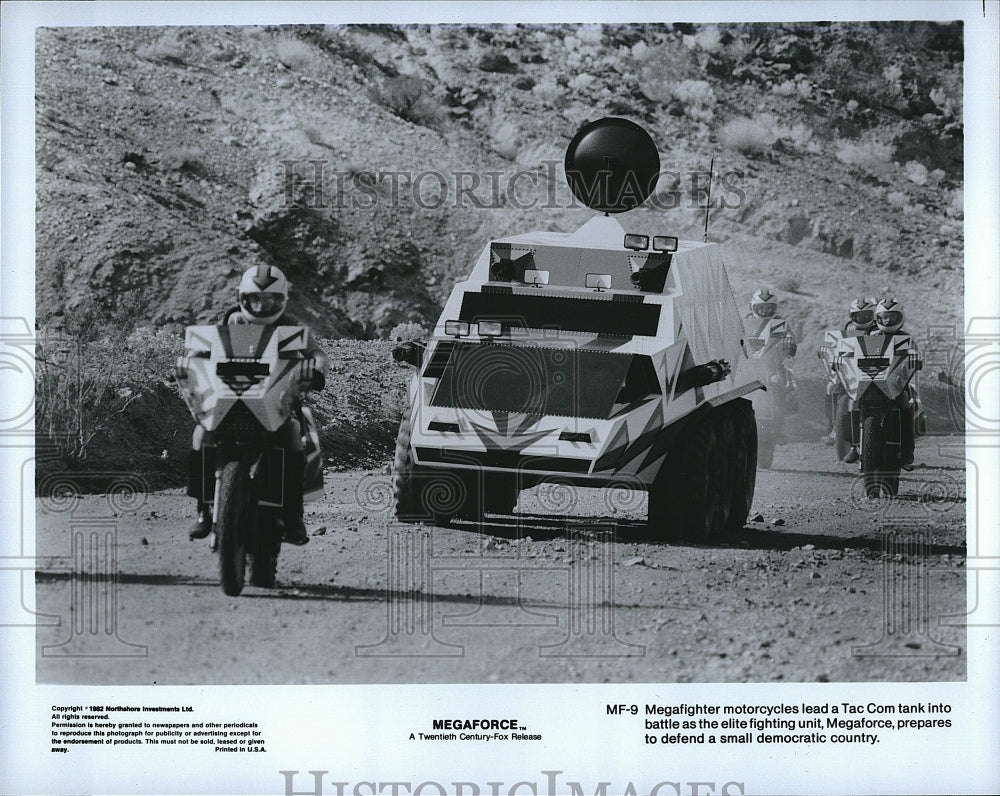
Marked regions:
[427,343,659,419]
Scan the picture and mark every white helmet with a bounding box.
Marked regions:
[849,296,877,331]
[750,288,778,319]
[875,297,904,334]
[238,265,288,324]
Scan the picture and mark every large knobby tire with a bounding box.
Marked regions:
[649,410,727,543]
[392,407,465,525]
[392,407,422,523]
[834,394,852,462]
[217,459,249,597]
[710,409,735,538]
[727,399,758,534]
[249,512,280,589]
[861,416,898,498]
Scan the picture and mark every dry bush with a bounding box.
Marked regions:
[835,139,893,172]
[718,117,774,155]
[903,160,929,185]
[368,75,445,128]
[275,37,319,71]
[635,41,697,103]
[389,321,428,343]
[669,79,717,122]
[136,31,188,65]
[946,188,963,218]
[158,145,206,173]
[490,119,520,160]
[36,327,183,463]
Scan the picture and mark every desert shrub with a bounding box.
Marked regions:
[368,75,445,128]
[490,119,520,160]
[946,188,963,218]
[531,79,562,104]
[388,321,428,343]
[886,190,909,209]
[478,50,518,74]
[688,28,722,53]
[576,25,604,46]
[666,79,716,122]
[718,117,774,155]
[635,41,698,103]
[159,145,207,173]
[903,160,929,185]
[136,30,188,65]
[567,72,596,91]
[36,327,183,463]
[771,79,797,97]
[316,26,378,70]
[834,139,893,172]
[63,290,149,342]
[275,37,319,70]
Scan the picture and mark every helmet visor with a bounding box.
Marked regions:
[850,309,875,326]
[876,310,903,328]
[753,302,777,318]
[241,292,285,318]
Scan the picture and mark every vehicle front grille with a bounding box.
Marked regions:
[216,401,264,440]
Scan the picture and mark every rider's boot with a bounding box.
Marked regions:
[189,502,212,540]
[900,403,916,471]
[187,449,212,539]
[282,451,309,546]
[843,446,859,464]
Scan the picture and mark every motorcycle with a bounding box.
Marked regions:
[746,318,798,469]
[175,324,323,595]
[818,329,921,498]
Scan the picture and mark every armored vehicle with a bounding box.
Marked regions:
[392,118,763,541]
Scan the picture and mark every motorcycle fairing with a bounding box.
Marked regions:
[745,316,790,361]
[745,317,794,423]
[177,325,308,433]
[819,330,918,401]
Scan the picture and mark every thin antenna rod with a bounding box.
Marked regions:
[703,155,715,243]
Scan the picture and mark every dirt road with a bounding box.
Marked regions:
[35,437,967,684]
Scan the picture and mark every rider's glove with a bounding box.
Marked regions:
[300,358,326,392]
[310,367,326,392]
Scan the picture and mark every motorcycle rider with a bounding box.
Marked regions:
[873,297,916,470]
[824,297,878,445]
[841,297,916,468]
[844,296,878,334]
[747,288,798,411]
[188,264,327,544]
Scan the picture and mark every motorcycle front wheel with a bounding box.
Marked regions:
[217,458,250,596]
[861,416,898,499]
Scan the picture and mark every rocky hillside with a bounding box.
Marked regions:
[37,22,964,356]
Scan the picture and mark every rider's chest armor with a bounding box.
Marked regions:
[748,317,788,357]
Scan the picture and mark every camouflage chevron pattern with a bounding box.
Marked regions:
[818,330,920,401]
[404,214,763,487]
[176,324,310,433]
